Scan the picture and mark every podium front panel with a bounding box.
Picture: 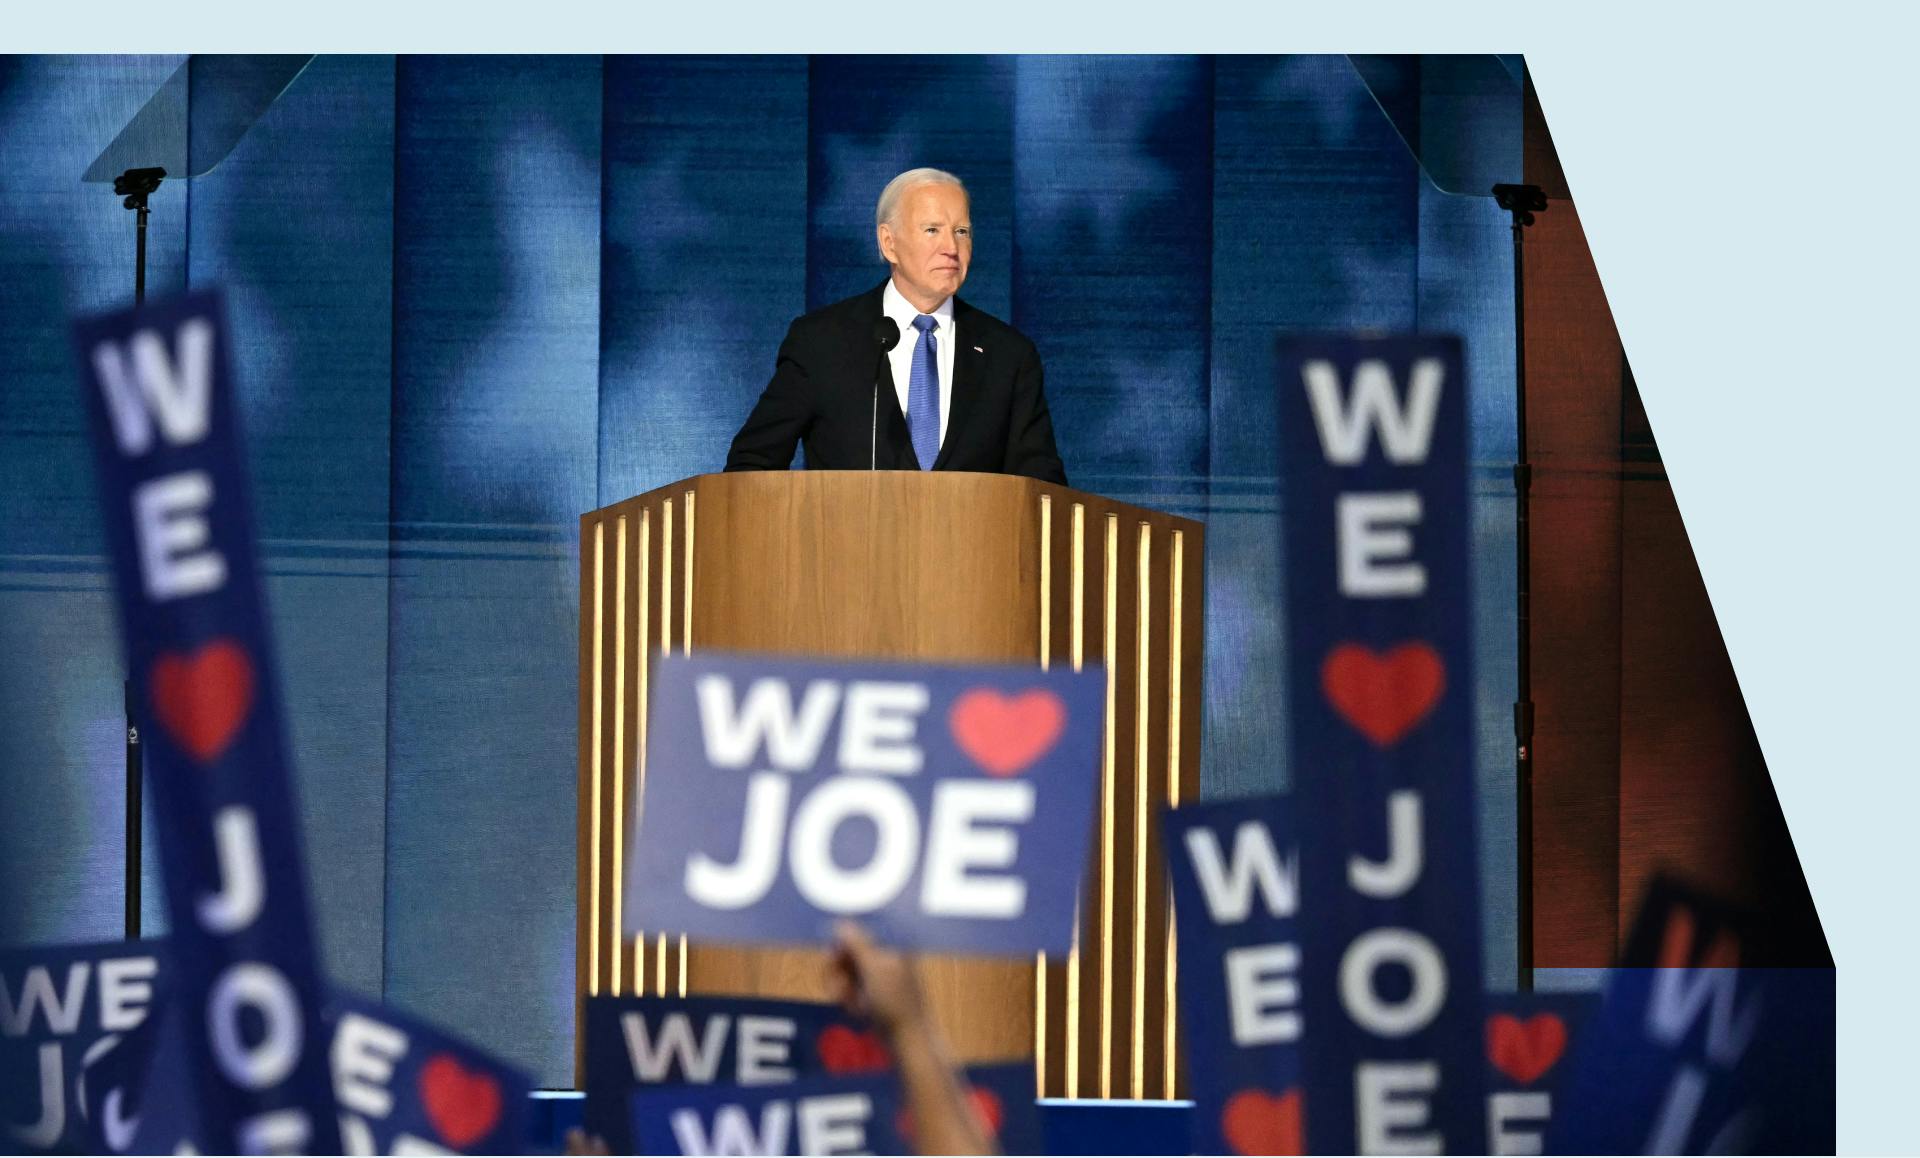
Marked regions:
[577,473,1202,1098]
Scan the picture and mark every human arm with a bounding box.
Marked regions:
[826,921,997,1156]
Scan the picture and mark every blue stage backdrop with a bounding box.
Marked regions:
[0,54,1519,1085]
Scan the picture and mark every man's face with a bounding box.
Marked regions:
[878,183,972,310]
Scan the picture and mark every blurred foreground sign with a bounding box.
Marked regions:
[1277,335,1486,1153]
[582,995,885,1155]
[85,990,534,1155]
[1546,880,1834,1154]
[627,1062,1040,1156]
[627,654,1103,956]
[74,291,337,1152]
[0,939,165,1153]
[1162,795,1304,1156]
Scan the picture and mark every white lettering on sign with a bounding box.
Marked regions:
[696,678,841,771]
[1348,790,1424,899]
[333,1012,409,1119]
[1302,357,1444,466]
[623,1012,730,1084]
[797,1094,871,1156]
[837,682,927,774]
[1488,1091,1550,1156]
[92,320,214,456]
[1339,928,1447,1039]
[0,963,90,1036]
[1225,943,1301,1046]
[735,1016,797,1084]
[1647,967,1761,1066]
[1356,1060,1441,1154]
[237,1108,313,1154]
[208,963,302,1090]
[132,470,227,601]
[199,805,267,934]
[1336,493,1425,598]
[686,776,791,910]
[920,780,1033,918]
[97,957,157,1033]
[672,1102,790,1156]
[788,777,920,912]
[7,1042,63,1148]
[1184,822,1298,923]
[681,673,1042,921]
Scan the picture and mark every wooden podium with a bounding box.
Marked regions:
[576,472,1203,1099]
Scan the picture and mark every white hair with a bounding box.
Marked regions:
[875,168,968,251]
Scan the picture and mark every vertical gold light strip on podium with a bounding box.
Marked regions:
[1034,495,1053,1097]
[641,510,656,998]
[1165,528,1186,1098]
[1065,501,1086,1096]
[1132,522,1151,1099]
[678,488,695,996]
[1098,512,1119,1098]
[610,517,628,994]
[587,521,604,997]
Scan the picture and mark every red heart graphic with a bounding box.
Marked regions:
[1221,1087,1303,1156]
[949,689,1067,777]
[418,1053,503,1149]
[1486,1013,1567,1086]
[1320,642,1446,747]
[898,1086,1004,1143]
[815,1025,892,1074]
[149,640,256,764]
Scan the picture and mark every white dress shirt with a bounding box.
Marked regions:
[883,278,956,452]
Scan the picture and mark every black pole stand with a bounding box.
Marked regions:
[1493,182,1546,992]
[113,166,165,939]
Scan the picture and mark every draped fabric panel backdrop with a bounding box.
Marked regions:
[0,54,1518,1085]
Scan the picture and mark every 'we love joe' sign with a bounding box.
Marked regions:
[626,654,1104,955]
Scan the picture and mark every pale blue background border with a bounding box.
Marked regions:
[10,3,1914,1151]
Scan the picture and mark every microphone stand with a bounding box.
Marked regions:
[1493,181,1546,991]
[114,165,165,939]
[872,319,900,470]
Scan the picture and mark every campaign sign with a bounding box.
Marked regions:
[627,653,1104,955]
[583,995,887,1155]
[74,291,339,1151]
[1481,991,1595,1155]
[0,939,165,1153]
[326,991,535,1155]
[1161,796,1304,1156]
[628,1062,1040,1156]
[1277,335,1486,1152]
[1545,880,1835,1154]
[84,990,535,1156]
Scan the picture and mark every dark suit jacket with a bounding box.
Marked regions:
[725,282,1068,484]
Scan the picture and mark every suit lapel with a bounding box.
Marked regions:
[933,299,982,470]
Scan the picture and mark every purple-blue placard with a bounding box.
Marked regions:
[1277,334,1486,1152]
[326,990,535,1155]
[627,653,1104,956]
[1545,880,1834,1154]
[84,989,536,1156]
[1161,795,1304,1156]
[583,995,888,1155]
[628,1062,1040,1156]
[0,939,166,1153]
[73,290,339,1152]
[1481,990,1596,1155]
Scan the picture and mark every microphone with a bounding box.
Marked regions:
[872,318,900,471]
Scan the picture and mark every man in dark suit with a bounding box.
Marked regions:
[725,168,1068,484]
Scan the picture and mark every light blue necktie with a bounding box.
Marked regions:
[907,313,940,470]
